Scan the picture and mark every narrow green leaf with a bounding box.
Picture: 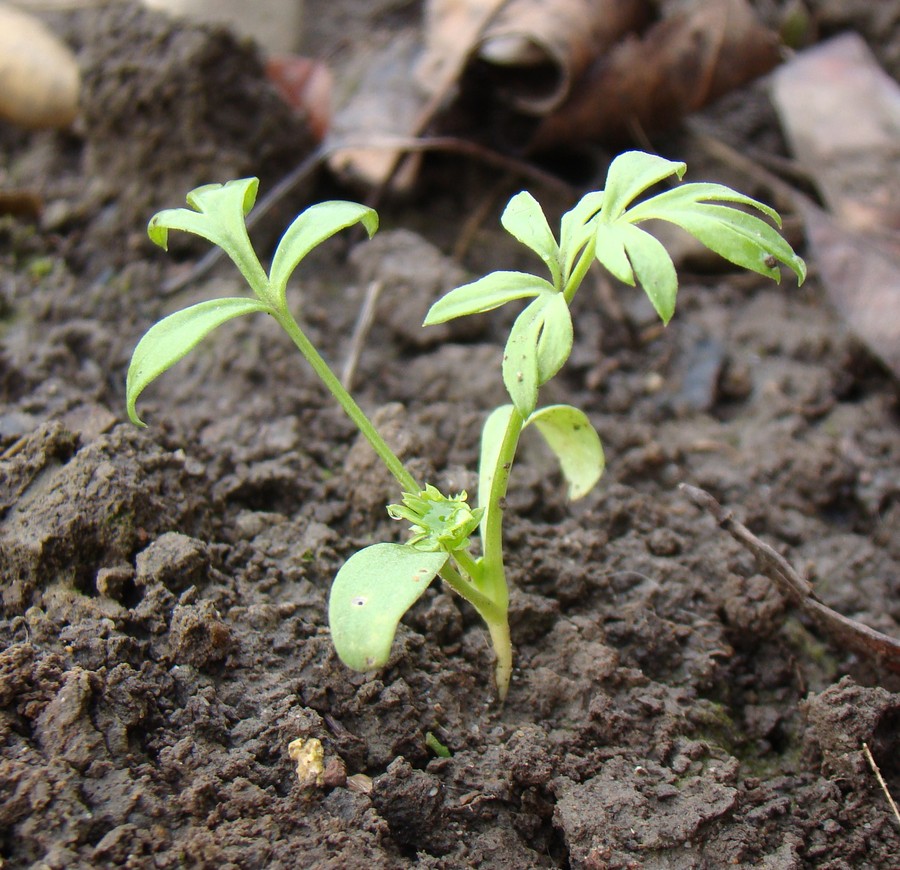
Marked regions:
[148,178,268,293]
[502,297,546,417]
[526,404,605,499]
[627,182,781,223]
[423,271,553,326]
[501,192,561,285]
[269,201,378,309]
[535,292,573,384]
[126,297,271,425]
[594,222,677,324]
[328,544,448,672]
[594,223,636,286]
[478,404,514,538]
[600,152,686,222]
[617,224,678,325]
[625,183,807,284]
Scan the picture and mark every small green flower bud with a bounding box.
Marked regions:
[387,484,483,553]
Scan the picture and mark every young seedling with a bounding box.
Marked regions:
[127,151,805,700]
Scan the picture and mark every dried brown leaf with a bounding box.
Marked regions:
[771,34,900,378]
[531,0,780,148]
[470,0,650,113]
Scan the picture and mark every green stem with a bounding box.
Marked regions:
[469,405,525,699]
[487,618,513,702]
[441,556,513,701]
[451,548,483,586]
[439,560,500,623]
[562,234,596,304]
[273,310,419,494]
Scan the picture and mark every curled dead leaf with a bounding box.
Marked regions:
[474,0,651,114]
[531,0,780,149]
[0,3,80,129]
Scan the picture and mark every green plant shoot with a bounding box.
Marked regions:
[127,152,805,700]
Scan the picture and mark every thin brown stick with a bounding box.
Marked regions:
[452,177,510,262]
[862,742,900,829]
[341,280,382,391]
[679,482,900,675]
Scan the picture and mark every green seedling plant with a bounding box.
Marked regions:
[127,151,805,700]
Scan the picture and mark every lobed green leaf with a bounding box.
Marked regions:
[625,183,807,284]
[594,223,636,286]
[622,224,678,325]
[599,151,686,222]
[526,404,605,499]
[328,544,448,672]
[269,201,378,310]
[501,192,561,285]
[423,271,553,326]
[126,297,271,426]
[148,178,268,293]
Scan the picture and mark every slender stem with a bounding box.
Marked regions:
[439,561,501,623]
[562,234,596,304]
[440,557,513,700]
[464,405,524,700]
[487,618,513,702]
[451,548,482,586]
[273,309,419,494]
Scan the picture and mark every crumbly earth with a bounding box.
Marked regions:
[1,3,899,868]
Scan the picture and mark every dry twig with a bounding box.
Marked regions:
[862,741,900,830]
[341,280,382,391]
[680,482,900,675]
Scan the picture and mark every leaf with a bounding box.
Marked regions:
[148,179,268,293]
[599,151,686,221]
[269,201,378,309]
[535,292,573,384]
[624,182,807,283]
[328,544,449,672]
[559,190,604,275]
[423,271,553,326]
[478,404,515,538]
[126,297,271,426]
[526,404,605,499]
[502,296,546,417]
[594,222,636,286]
[596,222,680,323]
[501,192,561,285]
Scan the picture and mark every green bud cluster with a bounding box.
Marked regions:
[388,485,484,553]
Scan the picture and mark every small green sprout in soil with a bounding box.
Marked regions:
[126,151,805,700]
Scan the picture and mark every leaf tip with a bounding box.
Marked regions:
[147,218,169,251]
[125,399,147,428]
[362,209,379,239]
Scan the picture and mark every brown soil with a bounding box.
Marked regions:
[1,3,899,868]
